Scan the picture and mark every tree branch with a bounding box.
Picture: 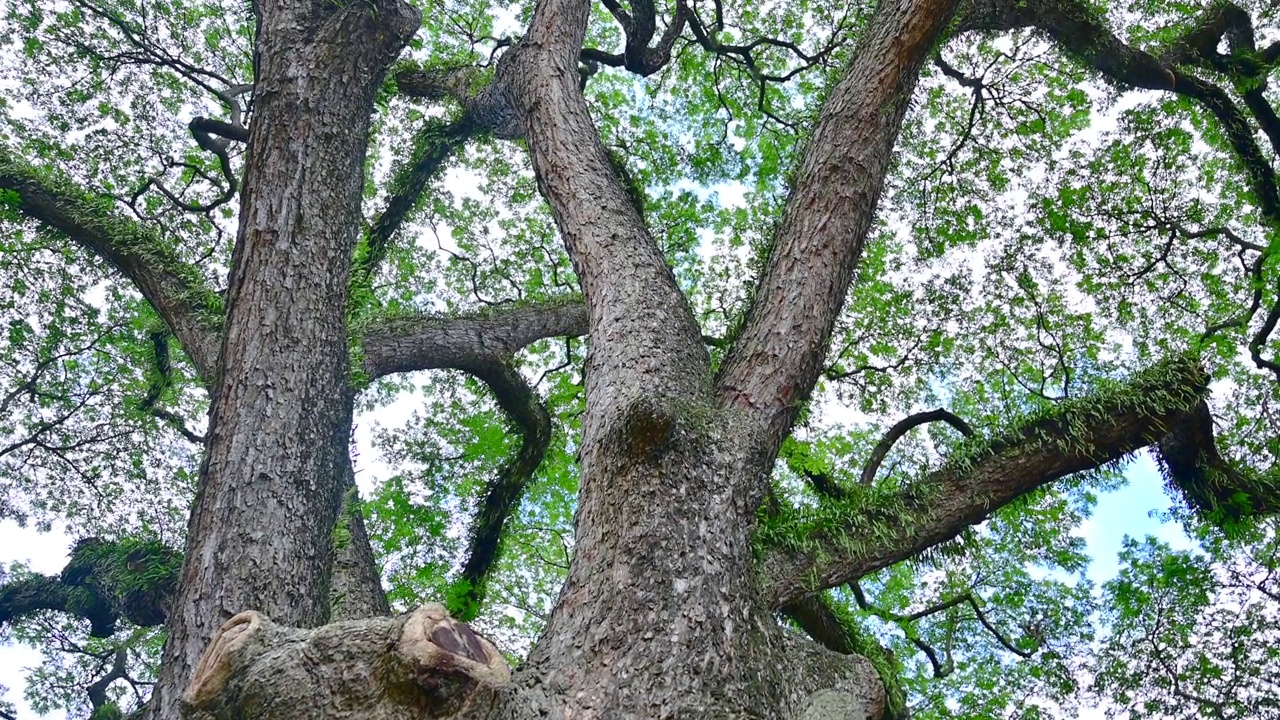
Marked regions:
[851,582,1033,666]
[1155,397,1280,517]
[0,148,223,381]
[759,357,1211,608]
[0,572,115,636]
[781,594,861,655]
[498,0,712,427]
[359,299,589,381]
[0,538,179,637]
[394,64,524,139]
[329,476,393,621]
[860,409,975,486]
[449,361,553,621]
[715,0,961,458]
[956,0,1280,225]
[394,65,482,103]
[580,0,687,76]
[353,118,473,295]
[86,648,130,714]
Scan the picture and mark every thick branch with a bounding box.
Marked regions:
[359,299,588,380]
[782,594,860,655]
[759,358,1211,608]
[394,65,523,139]
[1155,397,1280,517]
[330,477,393,621]
[394,66,481,103]
[581,0,687,76]
[449,361,553,621]
[0,538,179,637]
[716,0,961,456]
[499,0,711,424]
[86,648,130,714]
[0,148,222,380]
[0,573,115,636]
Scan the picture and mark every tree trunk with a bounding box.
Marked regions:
[508,423,884,719]
[181,439,890,719]
[149,2,420,718]
[179,0,955,714]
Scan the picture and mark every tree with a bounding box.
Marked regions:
[0,0,1278,717]
[1093,527,1280,719]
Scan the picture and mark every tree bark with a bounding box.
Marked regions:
[147,2,421,718]
[13,0,1261,716]
[183,0,963,714]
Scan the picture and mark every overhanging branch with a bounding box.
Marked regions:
[580,0,687,77]
[759,357,1211,608]
[957,0,1280,224]
[353,117,473,294]
[0,538,179,637]
[0,148,223,381]
[359,299,588,380]
[448,360,553,621]
[860,409,975,486]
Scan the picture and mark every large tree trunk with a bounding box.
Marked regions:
[179,0,957,714]
[148,2,420,718]
[180,442,890,719]
[167,0,1231,714]
[4,0,1250,715]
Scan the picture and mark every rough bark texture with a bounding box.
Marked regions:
[11,0,1271,717]
[148,2,422,718]
[330,467,395,622]
[360,301,589,381]
[716,0,961,455]
[183,605,512,720]
[179,0,963,715]
[180,0,963,713]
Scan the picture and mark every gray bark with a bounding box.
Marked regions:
[182,0,963,714]
[6,0,1247,716]
[148,1,422,718]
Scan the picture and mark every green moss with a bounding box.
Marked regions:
[0,147,224,326]
[754,354,1209,578]
[89,702,124,720]
[822,598,908,720]
[332,485,359,552]
[69,538,181,597]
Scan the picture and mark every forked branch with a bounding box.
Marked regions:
[496,0,711,415]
